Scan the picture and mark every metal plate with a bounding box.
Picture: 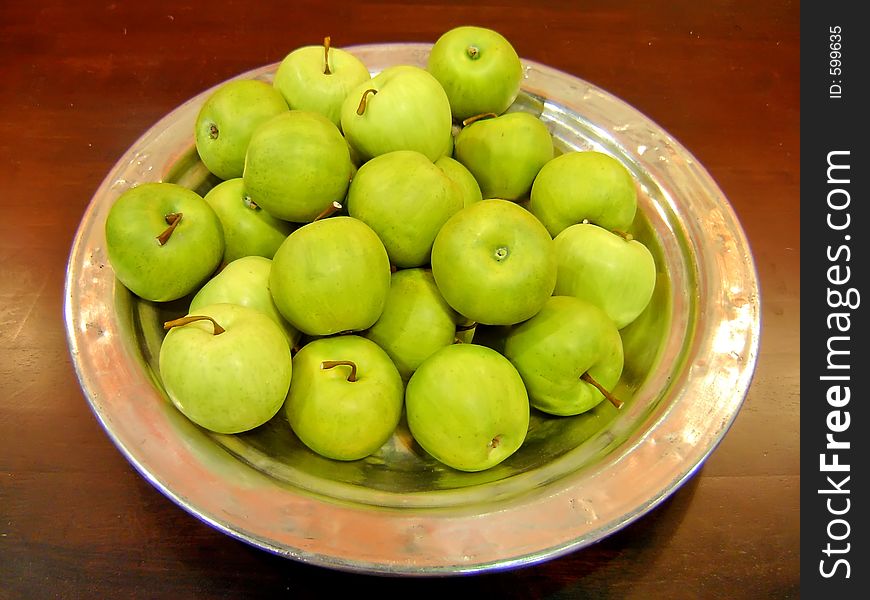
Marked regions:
[63,43,760,575]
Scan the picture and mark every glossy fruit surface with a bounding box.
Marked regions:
[269,216,391,336]
[346,150,462,268]
[195,79,288,180]
[427,25,524,121]
[340,65,453,162]
[242,110,353,223]
[105,182,224,302]
[159,303,292,434]
[503,295,624,416]
[285,335,404,461]
[529,150,638,237]
[431,199,557,325]
[405,343,530,472]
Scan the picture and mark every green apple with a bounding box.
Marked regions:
[529,150,638,237]
[340,65,453,162]
[503,295,624,416]
[431,199,557,325]
[189,255,300,348]
[405,343,530,472]
[269,216,391,336]
[194,78,288,180]
[553,222,657,329]
[105,182,224,302]
[285,334,404,461]
[435,154,482,207]
[202,177,295,263]
[453,111,554,200]
[427,25,524,121]
[273,36,371,129]
[158,303,292,434]
[364,268,460,381]
[346,150,463,268]
[242,109,353,223]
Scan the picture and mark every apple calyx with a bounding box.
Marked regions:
[163,314,226,335]
[242,195,260,210]
[156,212,183,246]
[580,372,623,410]
[321,359,358,382]
[314,201,343,221]
[461,112,498,127]
[322,36,332,75]
[356,88,378,115]
[208,123,219,140]
[493,245,509,262]
[466,45,481,60]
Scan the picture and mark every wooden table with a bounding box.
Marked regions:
[1,1,799,597]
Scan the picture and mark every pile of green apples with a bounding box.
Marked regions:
[103,26,658,473]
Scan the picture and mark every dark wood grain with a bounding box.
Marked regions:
[0,1,799,598]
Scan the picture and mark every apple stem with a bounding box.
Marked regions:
[321,360,358,382]
[356,88,378,115]
[613,230,635,242]
[313,201,343,221]
[461,112,498,127]
[156,212,183,246]
[580,372,624,410]
[243,195,259,210]
[455,321,476,332]
[323,36,332,75]
[163,315,225,335]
